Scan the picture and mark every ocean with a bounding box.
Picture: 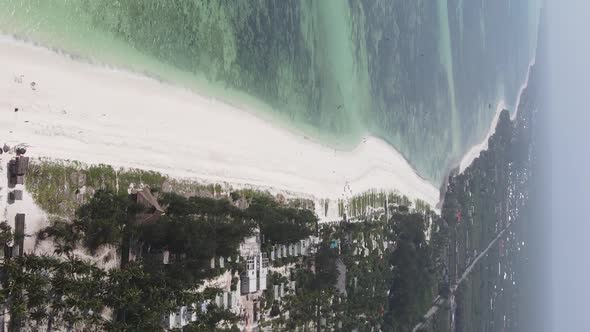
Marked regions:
[0,0,541,183]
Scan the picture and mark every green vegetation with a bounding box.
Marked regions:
[1,254,234,331]
[427,109,519,331]
[426,55,542,331]
[245,195,316,247]
[25,161,165,216]
[15,86,540,332]
[387,214,435,330]
[20,191,242,330]
[334,190,429,221]
[3,178,319,330]
[25,159,317,221]
[281,245,339,331]
[0,3,544,330]
[75,190,138,254]
[262,205,445,331]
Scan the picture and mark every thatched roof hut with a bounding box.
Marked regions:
[129,186,165,225]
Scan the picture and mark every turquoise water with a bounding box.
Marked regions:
[0,0,539,183]
[437,0,461,156]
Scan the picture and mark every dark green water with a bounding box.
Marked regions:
[0,0,541,183]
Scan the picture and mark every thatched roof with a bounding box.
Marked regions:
[135,187,164,214]
[130,186,165,225]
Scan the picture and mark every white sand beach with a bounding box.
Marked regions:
[0,36,439,213]
[459,59,536,173]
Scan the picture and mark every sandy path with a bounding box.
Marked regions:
[0,35,439,209]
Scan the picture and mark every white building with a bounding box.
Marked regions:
[241,252,268,294]
[164,306,191,330]
[259,253,269,291]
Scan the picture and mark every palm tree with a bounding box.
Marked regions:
[60,257,106,331]
[3,257,28,332]
[23,257,53,329]
[46,261,67,332]
[2,255,55,331]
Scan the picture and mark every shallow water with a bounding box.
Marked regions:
[0,0,538,183]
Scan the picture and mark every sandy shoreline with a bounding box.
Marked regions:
[0,35,439,212]
[459,59,536,173]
